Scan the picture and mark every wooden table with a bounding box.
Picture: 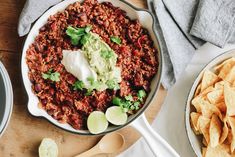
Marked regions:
[0,0,167,156]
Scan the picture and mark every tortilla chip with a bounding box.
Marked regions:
[200,99,222,119]
[201,70,220,91]
[201,86,215,97]
[204,144,231,157]
[192,88,214,113]
[209,115,222,148]
[190,112,201,133]
[192,96,208,113]
[215,102,227,114]
[214,58,235,72]
[224,66,235,84]
[202,147,207,157]
[195,83,202,97]
[207,89,223,104]
[218,58,235,80]
[228,117,235,153]
[214,81,224,90]
[203,137,208,147]
[220,118,229,144]
[224,82,235,116]
[232,81,235,88]
[198,116,211,143]
[225,130,233,145]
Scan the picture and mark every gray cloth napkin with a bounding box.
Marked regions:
[18,0,235,88]
[18,0,61,37]
[150,0,196,89]
[190,0,235,47]
[148,0,235,88]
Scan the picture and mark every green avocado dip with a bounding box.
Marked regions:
[82,32,121,91]
[62,28,121,92]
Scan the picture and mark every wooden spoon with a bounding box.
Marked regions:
[74,132,125,157]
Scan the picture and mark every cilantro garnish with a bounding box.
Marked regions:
[137,90,146,102]
[110,36,121,45]
[72,80,84,90]
[111,90,146,113]
[66,25,92,46]
[42,69,60,82]
[85,89,93,96]
[125,95,133,101]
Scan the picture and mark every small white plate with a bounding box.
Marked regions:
[0,62,13,137]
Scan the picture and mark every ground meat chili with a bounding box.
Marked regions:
[26,0,158,130]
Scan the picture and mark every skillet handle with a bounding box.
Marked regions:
[130,113,180,157]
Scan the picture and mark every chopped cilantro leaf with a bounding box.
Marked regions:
[133,101,140,110]
[85,89,93,96]
[66,25,92,46]
[42,69,60,82]
[85,25,92,33]
[110,36,121,45]
[73,80,84,90]
[137,90,146,101]
[112,94,142,113]
[71,36,81,45]
[125,95,133,101]
[130,105,135,110]
[112,97,122,105]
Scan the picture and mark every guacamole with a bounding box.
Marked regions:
[82,32,121,91]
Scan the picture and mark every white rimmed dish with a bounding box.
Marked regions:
[185,49,235,157]
[0,62,13,137]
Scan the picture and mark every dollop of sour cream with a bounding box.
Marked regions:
[61,50,97,88]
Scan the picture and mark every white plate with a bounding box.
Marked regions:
[21,0,163,135]
[0,62,13,137]
[185,49,235,157]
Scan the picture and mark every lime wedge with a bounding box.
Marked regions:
[105,106,128,125]
[87,111,108,134]
[38,138,58,157]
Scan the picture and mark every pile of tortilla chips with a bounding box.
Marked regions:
[190,57,235,157]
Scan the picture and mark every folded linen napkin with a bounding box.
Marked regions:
[150,0,197,89]
[190,0,235,47]
[148,0,235,88]
[18,0,61,37]
[18,0,235,88]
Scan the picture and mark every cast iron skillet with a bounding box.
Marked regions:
[21,0,179,156]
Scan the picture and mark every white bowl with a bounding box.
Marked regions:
[21,0,163,135]
[0,62,13,137]
[185,49,235,157]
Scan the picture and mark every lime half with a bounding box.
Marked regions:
[38,138,58,157]
[87,111,108,134]
[105,106,128,125]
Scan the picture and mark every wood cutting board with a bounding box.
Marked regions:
[0,0,167,156]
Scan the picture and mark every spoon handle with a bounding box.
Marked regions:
[74,145,100,157]
[131,113,180,157]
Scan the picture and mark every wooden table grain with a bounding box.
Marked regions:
[0,0,167,156]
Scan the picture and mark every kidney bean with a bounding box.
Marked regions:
[49,88,55,95]
[35,84,42,92]
[78,13,87,22]
[41,99,48,105]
